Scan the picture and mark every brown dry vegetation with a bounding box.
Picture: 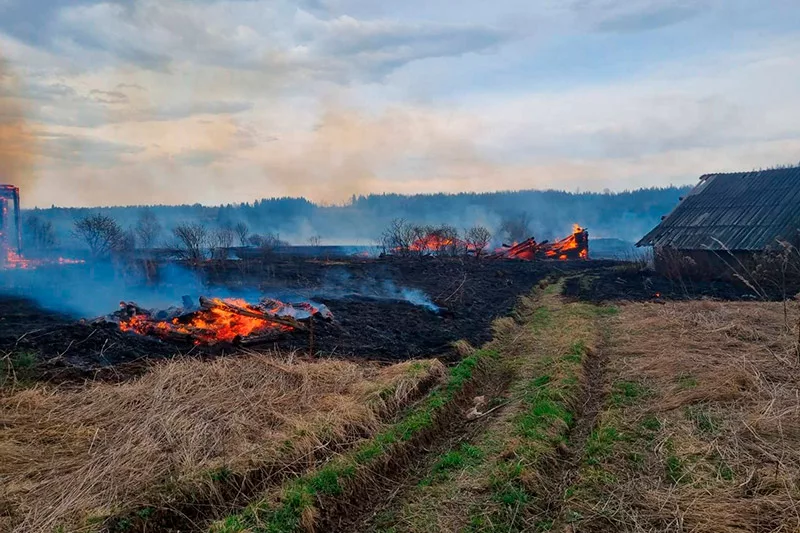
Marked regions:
[569,300,800,532]
[0,352,445,533]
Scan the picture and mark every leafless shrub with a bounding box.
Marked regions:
[655,246,696,296]
[134,209,162,249]
[234,222,249,247]
[172,223,208,262]
[72,213,124,258]
[465,226,492,258]
[210,227,235,260]
[248,232,286,256]
[23,215,57,250]
[380,218,415,255]
[432,224,462,256]
[116,229,136,254]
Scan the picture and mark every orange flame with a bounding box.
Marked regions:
[499,224,588,261]
[408,234,462,253]
[542,224,587,260]
[1,248,85,269]
[119,298,295,345]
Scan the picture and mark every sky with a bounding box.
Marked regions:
[0,0,799,207]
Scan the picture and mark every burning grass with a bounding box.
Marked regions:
[0,352,445,532]
[566,300,800,532]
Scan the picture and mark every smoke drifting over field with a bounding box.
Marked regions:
[0,260,442,319]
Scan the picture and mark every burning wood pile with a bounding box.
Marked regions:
[97,296,333,346]
[491,225,589,261]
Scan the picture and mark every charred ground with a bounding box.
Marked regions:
[1,256,775,383]
[0,257,611,381]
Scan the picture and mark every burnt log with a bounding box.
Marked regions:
[238,332,286,347]
[198,296,306,331]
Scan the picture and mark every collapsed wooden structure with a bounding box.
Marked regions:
[490,225,589,261]
[98,296,332,346]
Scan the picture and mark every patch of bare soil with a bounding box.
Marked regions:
[549,333,610,530]
[562,266,772,302]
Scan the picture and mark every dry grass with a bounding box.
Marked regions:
[0,351,445,533]
[573,300,800,532]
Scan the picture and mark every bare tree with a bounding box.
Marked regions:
[438,224,461,256]
[247,233,286,261]
[498,212,531,244]
[308,235,322,247]
[381,218,415,255]
[172,223,208,262]
[117,229,137,254]
[465,226,492,257]
[134,209,162,249]
[211,227,235,259]
[234,222,249,246]
[23,215,58,250]
[248,232,285,251]
[417,224,461,256]
[73,214,124,258]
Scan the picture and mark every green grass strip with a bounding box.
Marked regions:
[212,349,498,533]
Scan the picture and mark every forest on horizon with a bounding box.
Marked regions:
[21,185,692,251]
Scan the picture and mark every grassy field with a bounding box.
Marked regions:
[4,282,799,533]
[565,300,800,532]
[0,352,444,532]
[356,295,800,533]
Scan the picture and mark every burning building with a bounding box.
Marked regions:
[637,168,800,277]
[0,184,21,266]
[491,225,589,261]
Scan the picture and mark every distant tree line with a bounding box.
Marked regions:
[20,186,692,255]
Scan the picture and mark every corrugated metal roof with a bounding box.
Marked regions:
[637,168,800,250]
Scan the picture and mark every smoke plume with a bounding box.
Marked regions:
[0,56,36,195]
[262,103,483,203]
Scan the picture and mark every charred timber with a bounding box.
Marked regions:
[198,296,307,331]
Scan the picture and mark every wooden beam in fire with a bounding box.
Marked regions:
[198,296,307,331]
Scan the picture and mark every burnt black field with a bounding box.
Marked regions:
[0,256,763,382]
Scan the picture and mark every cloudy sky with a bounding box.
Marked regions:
[0,0,799,207]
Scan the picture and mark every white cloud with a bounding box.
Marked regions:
[0,0,799,207]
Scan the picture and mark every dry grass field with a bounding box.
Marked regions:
[567,299,800,532]
[0,352,444,532]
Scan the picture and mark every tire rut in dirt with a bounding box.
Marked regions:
[325,366,514,533]
[547,334,610,529]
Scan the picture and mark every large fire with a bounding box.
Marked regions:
[493,224,589,261]
[120,299,293,344]
[542,224,589,260]
[114,297,330,345]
